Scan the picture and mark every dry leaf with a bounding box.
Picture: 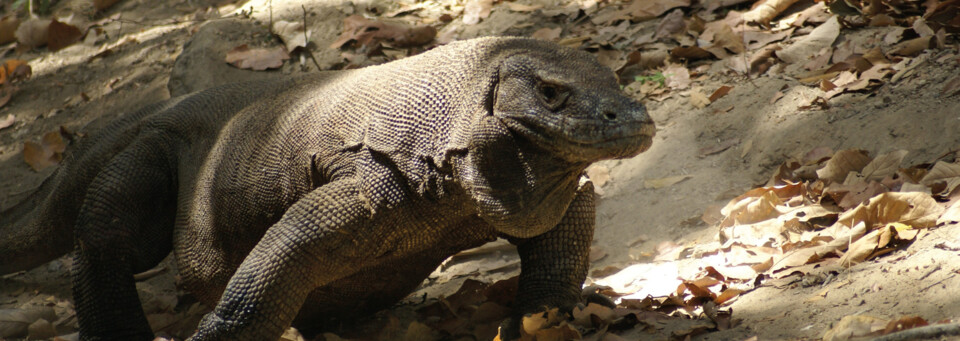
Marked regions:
[690,89,710,108]
[860,150,908,181]
[709,85,733,102]
[507,3,543,12]
[531,27,562,41]
[464,0,494,25]
[816,149,871,184]
[586,165,611,187]
[654,9,687,39]
[0,114,13,130]
[891,36,933,56]
[938,200,960,224]
[822,315,887,341]
[664,64,691,89]
[837,192,944,229]
[15,18,51,48]
[47,19,83,51]
[776,16,841,64]
[23,131,68,172]
[572,303,616,327]
[225,45,289,71]
[0,16,19,44]
[743,0,803,23]
[837,227,881,266]
[273,20,309,53]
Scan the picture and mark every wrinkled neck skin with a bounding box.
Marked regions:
[450,114,589,239]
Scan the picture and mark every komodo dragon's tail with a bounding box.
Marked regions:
[0,169,74,275]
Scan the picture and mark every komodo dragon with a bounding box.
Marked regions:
[0,36,655,340]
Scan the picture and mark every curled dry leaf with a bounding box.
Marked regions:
[225,45,290,71]
[23,131,69,172]
[273,20,309,53]
[463,0,494,25]
[0,114,13,130]
[837,192,943,229]
[743,0,803,23]
[506,3,543,12]
[860,149,908,181]
[776,16,841,64]
[816,148,871,184]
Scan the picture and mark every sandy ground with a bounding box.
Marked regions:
[2,0,960,340]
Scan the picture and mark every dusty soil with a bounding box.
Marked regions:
[1,0,960,340]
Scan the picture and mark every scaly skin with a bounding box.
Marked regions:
[0,37,654,340]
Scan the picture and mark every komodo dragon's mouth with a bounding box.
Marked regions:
[506,113,656,160]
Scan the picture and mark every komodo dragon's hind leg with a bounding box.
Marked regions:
[72,136,177,341]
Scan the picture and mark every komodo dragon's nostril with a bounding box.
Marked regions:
[603,111,617,121]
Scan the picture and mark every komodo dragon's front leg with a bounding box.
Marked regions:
[189,179,372,341]
[500,181,596,339]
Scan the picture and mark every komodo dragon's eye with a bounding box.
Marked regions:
[537,82,568,110]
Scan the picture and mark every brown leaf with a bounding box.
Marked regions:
[690,89,710,108]
[15,18,51,48]
[463,0,494,25]
[586,165,611,187]
[664,64,691,89]
[776,16,841,64]
[23,131,68,171]
[531,27,562,41]
[709,85,733,102]
[743,0,803,23]
[816,149,871,184]
[0,15,19,45]
[654,9,687,39]
[272,20,309,53]
[837,192,944,229]
[572,303,616,328]
[225,45,290,71]
[837,227,882,266]
[671,46,716,60]
[891,36,933,56]
[860,150,908,181]
[507,3,543,12]
[47,19,83,51]
[0,114,13,130]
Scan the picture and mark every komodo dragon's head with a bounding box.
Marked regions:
[488,39,656,164]
[453,38,656,237]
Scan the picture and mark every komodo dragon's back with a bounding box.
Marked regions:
[0,36,655,341]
